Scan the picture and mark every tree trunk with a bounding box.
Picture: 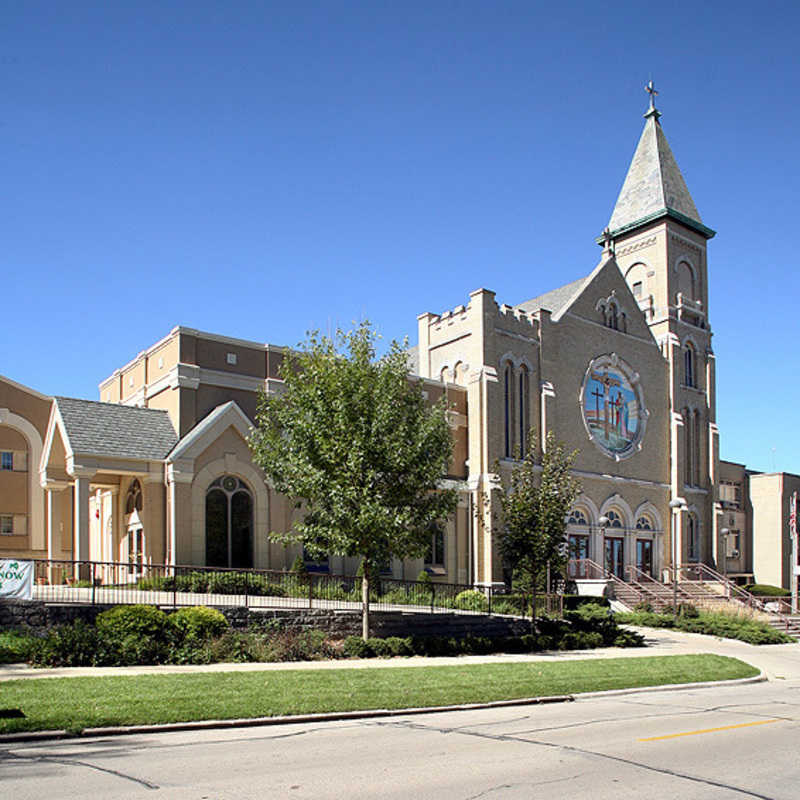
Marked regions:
[362,570,370,640]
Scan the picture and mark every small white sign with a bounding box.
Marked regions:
[793,565,800,576]
[0,559,33,600]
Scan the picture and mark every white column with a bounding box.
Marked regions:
[73,474,92,563]
[46,488,57,561]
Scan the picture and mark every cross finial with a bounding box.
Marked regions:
[644,80,661,121]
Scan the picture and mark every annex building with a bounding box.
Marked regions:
[1,89,795,590]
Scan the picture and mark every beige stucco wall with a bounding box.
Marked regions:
[0,377,51,557]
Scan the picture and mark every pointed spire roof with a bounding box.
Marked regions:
[605,83,715,240]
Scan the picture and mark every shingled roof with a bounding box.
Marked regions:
[515,275,589,317]
[54,397,178,461]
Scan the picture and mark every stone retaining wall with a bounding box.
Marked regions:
[1,600,532,639]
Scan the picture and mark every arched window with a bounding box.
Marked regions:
[125,479,143,515]
[518,366,529,458]
[687,514,699,561]
[635,515,653,531]
[608,303,619,330]
[568,508,588,526]
[453,361,466,386]
[694,410,702,486]
[206,476,254,568]
[625,263,647,299]
[503,362,513,458]
[683,408,693,486]
[684,343,696,388]
[676,261,696,302]
[439,366,450,384]
[606,509,624,528]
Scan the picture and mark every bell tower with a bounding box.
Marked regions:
[604,82,720,572]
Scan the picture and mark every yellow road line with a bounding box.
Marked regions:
[639,718,782,742]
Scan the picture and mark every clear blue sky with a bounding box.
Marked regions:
[3,1,798,474]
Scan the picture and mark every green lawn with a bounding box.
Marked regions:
[0,654,757,734]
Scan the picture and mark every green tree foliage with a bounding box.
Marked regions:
[249,321,458,638]
[497,431,580,617]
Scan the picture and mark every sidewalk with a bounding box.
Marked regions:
[3,626,799,682]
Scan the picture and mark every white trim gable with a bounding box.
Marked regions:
[168,401,253,463]
[40,401,74,481]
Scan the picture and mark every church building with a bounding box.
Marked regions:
[0,87,791,590]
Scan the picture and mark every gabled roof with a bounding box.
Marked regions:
[168,401,252,462]
[607,108,714,240]
[53,397,178,461]
[516,276,590,316]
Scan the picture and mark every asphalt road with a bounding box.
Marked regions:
[2,677,799,800]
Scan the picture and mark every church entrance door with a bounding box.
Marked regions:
[567,534,590,578]
[636,539,653,577]
[604,537,624,580]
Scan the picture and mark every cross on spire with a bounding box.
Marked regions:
[645,79,661,121]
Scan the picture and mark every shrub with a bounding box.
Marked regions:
[745,584,791,597]
[28,620,102,667]
[678,603,700,618]
[616,609,792,644]
[343,636,374,658]
[416,570,432,585]
[563,595,611,610]
[561,631,604,650]
[612,629,646,648]
[0,630,36,664]
[170,606,229,645]
[95,605,170,665]
[453,589,489,612]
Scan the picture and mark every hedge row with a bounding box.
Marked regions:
[616,607,793,645]
[22,602,644,667]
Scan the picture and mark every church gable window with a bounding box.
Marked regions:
[596,293,627,333]
[635,514,653,530]
[606,509,623,528]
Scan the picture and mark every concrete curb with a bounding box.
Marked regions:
[0,670,766,745]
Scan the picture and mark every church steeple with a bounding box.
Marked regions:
[604,83,715,241]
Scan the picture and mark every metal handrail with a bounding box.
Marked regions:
[672,563,763,611]
[623,563,691,610]
[569,558,648,607]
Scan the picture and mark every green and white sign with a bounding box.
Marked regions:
[0,560,33,600]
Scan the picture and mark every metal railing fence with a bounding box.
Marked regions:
[24,558,563,619]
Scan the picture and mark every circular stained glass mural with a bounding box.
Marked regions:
[581,355,647,459]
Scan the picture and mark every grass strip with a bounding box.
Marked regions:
[0,654,757,734]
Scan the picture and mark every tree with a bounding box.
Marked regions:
[249,321,458,639]
[497,431,581,619]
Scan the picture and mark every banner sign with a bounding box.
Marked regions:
[0,560,34,600]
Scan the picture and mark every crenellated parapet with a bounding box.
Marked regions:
[417,288,540,380]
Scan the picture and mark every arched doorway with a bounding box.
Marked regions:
[206,476,253,568]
